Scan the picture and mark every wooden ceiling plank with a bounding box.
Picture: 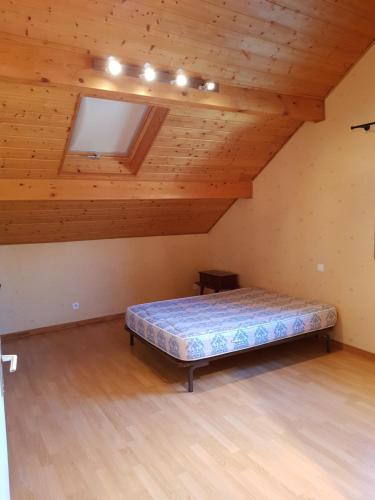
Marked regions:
[0,198,234,244]
[0,159,59,169]
[0,137,66,149]
[266,0,375,36]
[159,124,297,136]
[0,198,233,210]
[75,1,346,87]
[99,166,258,176]
[62,154,271,169]
[0,113,72,127]
[142,156,270,168]
[2,213,222,226]
[0,95,75,110]
[167,106,305,123]
[322,0,375,20]
[0,198,231,209]
[0,228,203,245]
[158,126,299,141]
[0,9,327,95]
[163,115,300,132]
[0,0,357,93]
[0,148,63,160]
[0,170,55,179]
[135,0,368,56]
[0,33,324,122]
[153,134,295,147]
[207,0,375,40]
[0,99,76,115]
[113,0,366,66]
[138,173,252,182]
[5,0,364,70]
[0,123,69,140]
[0,80,77,99]
[0,170,253,183]
[48,0,367,56]
[0,207,230,222]
[147,147,279,160]
[0,179,252,200]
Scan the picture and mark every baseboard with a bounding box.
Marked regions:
[1,313,123,341]
[3,321,375,362]
[331,340,375,362]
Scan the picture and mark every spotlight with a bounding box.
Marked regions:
[141,63,157,82]
[106,56,123,76]
[174,68,188,87]
[203,80,216,91]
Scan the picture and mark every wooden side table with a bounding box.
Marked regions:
[196,270,239,295]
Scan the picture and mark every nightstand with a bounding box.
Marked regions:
[196,270,239,295]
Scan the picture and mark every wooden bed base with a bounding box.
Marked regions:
[125,326,332,392]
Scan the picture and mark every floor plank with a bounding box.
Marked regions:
[3,319,375,499]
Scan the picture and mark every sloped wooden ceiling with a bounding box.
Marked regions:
[0,199,234,244]
[0,0,373,244]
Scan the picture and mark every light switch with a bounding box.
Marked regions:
[316,263,325,272]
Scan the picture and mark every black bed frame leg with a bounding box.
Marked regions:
[186,361,210,392]
[322,332,331,353]
[325,334,331,353]
[188,366,195,392]
[130,331,135,347]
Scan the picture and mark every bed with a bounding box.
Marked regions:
[125,287,337,392]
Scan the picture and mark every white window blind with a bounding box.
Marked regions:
[69,97,148,154]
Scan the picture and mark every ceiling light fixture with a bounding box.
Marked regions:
[202,81,216,91]
[142,63,157,82]
[106,56,123,76]
[174,68,188,87]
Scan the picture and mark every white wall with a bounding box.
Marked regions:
[208,44,375,353]
[0,234,208,334]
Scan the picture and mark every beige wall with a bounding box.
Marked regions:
[0,235,208,334]
[209,44,375,353]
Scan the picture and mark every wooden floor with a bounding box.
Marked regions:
[3,320,375,500]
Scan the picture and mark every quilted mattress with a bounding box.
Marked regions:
[125,287,337,361]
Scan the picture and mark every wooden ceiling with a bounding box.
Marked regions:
[0,199,234,244]
[0,80,300,182]
[0,0,373,244]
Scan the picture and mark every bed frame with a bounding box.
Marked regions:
[125,326,332,392]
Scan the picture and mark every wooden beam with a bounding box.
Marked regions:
[0,179,252,200]
[0,33,324,122]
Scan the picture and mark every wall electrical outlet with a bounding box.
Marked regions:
[316,263,325,273]
[72,302,80,310]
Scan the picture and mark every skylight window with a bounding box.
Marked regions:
[60,96,169,176]
[68,97,149,155]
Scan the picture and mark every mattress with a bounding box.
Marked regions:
[125,287,337,361]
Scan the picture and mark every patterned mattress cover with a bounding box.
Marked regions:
[125,287,337,361]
